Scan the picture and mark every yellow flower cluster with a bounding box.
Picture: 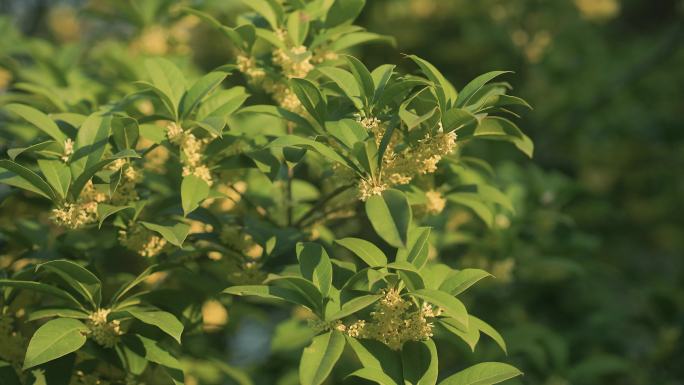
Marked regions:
[237,54,266,84]
[235,29,315,113]
[118,224,167,258]
[86,309,122,348]
[108,159,142,205]
[424,190,446,214]
[311,48,339,64]
[344,288,440,350]
[272,45,314,79]
[357,118,458,201]
[51,181,107,229]
[167,122,214,185]
[0,315,27,371]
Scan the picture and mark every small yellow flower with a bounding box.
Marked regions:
[86,309,122,348]
[425,190,446,214]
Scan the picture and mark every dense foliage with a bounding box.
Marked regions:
[0,1,534,385]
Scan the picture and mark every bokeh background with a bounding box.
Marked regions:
[1,0,683,384]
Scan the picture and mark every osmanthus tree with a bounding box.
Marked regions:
[0,1,532,384]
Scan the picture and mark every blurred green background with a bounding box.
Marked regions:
[1,0,683,384]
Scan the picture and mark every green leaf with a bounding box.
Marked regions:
[126,307,184,344]
[346,337,403,383]
[365,189,412,248]
[268,135,355,171]
[145,58,187,119]
[237,104,314,132]
[4,104,67,144]
[335,238,387,267]
[470,316,507,354]
[140,222,190,247]
[198,87,249,121]
[0,279,84,310]
[181,175,210,216]
[37,159,71,200]
[97,204,134,228]
[325,119,368,148]
[0,159,56,201]
[412,289,468,330]
[438,362,522,385]
[317,66,363,109]
[325,0,365,27]
[110,265,159,307]
[131,334,184,384]
[183,7,254,51]
[446,193,494,228]
[402,339,438,385]
[347,368,399,385]
[296,242,333,298]
[442,108,478,133]
[328,294,381,321]
[23,318,88,370]
[240,0,282,30]
[472,117,533,158]
[72,112,112,178]
[180,71,228,118]
[299,331,346,385]
[290,78,327,127]
[7,140,58,161]
[287,11,310,46]
[27,308,89,322]
[439,269,492,296]
[223,285,319,309]
[111,117,140,151]
[345,56,375,110]
[456,71,512,108]
[407,55,457,112]
[386,261,425,291]
[329,32,396,51]
[395,227,431,269]
[371,64,396,105]
[269,276,323,313]
[353,139,379,179]
[38,260,102,308]
[439,317,479,351]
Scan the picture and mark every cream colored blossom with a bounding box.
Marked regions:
[87,309,122,348]
[167,122,213,185]
[62,138,74,162]
[343,288,439,350]
[354,118,457,200]
[119,224,167,258]
[358,177,389,201]
[237,55,267,83]
[425,190,446,214]
[51,181,106,229]
[273,45,314,79]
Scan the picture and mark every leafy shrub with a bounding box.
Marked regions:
[0,1,533,384]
